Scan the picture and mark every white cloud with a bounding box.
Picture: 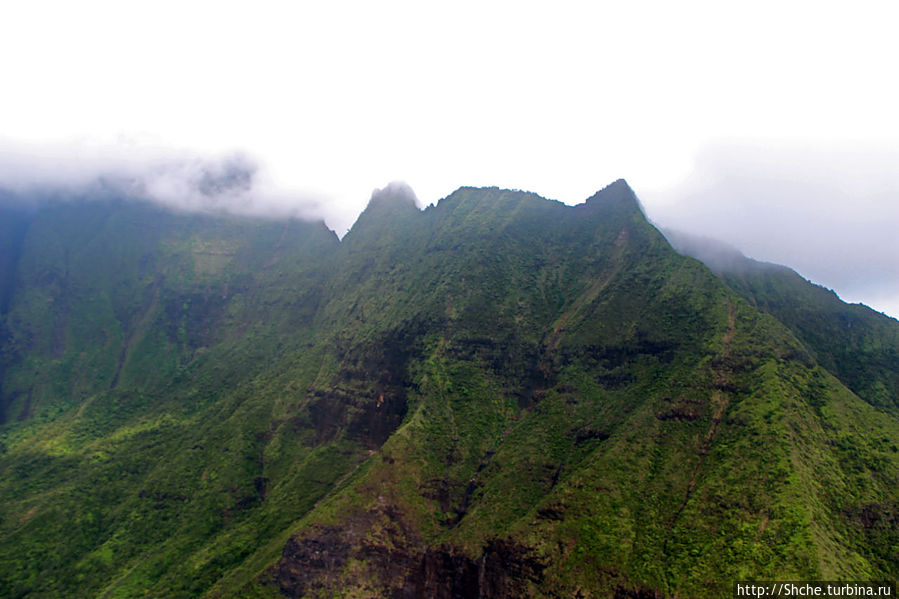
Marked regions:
[640,141,899,318]
[1,1,898,312]
[0,138,336,225]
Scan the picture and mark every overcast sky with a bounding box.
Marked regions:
[1,1,897,317]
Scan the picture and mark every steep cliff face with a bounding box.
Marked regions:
[273,523,544,599]
[0,182,897,598]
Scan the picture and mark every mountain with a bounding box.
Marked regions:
[0,181,897,598]
[665,229,899,412]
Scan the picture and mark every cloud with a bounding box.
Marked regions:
[0,138,334,225]
[640,141,899,318]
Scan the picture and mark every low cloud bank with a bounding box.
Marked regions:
[0,139,329,223]
[642,142,899,318]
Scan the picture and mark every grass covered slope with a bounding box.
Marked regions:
[1,182,897,598]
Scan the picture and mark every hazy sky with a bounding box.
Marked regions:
[1,1,897,317]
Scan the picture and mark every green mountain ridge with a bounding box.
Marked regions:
[0,181,896,598]
[665,228,899,412]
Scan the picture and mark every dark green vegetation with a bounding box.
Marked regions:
[666,230,899,413]
[0,181,897,598]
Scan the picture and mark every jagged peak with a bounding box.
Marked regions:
[365,181,421,212]
[585,178,637,205]
[575,178,647,224]
[604,178,632,191]
[342,181,422,243]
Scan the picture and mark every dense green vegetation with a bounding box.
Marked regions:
[666,229,899,412]
[1,181,897,598]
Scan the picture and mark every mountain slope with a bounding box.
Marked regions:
[0,182,896,599]
[257,184,899,598]
[665,229,899,412]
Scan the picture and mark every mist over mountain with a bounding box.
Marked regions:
[0,140,335,226]
[665,228,899,410]
[662,229,766,275]
[643,142,899,319]
[3,139,898,320]
[0,179,897,598]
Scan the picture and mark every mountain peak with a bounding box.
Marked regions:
[3,180,899,598]
[343,181,421,243]
[585,178,637,206]
[366,181,420,212]
[576,178,648,225]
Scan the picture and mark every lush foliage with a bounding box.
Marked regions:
[0,182,897,598]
